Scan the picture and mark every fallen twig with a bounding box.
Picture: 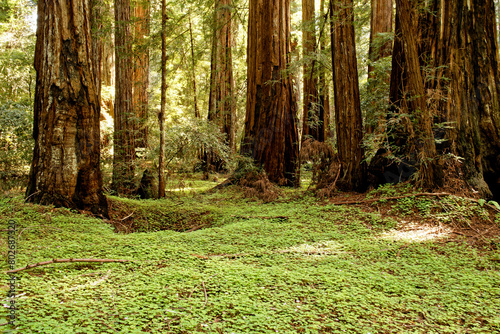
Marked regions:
[24,190,40,203]
[230,215,290,220]
[5,258,129,274]
[120,211,135,221]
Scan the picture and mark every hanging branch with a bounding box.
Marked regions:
[5,258,129,274]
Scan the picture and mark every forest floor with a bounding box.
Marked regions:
[0,174,499,333]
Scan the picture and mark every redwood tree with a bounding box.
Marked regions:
[368,0,393,78]
[132,0,150,148]
[390,0,440,188]
[422,0,500,198]
[207,0,235,171]
[330,0,366,191]
[302,0,318,141]
[242,0,300,186]
[158,0,167,198]
[26,0,108,216]
[113,0,136,194]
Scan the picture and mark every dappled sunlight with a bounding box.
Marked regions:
[280,240,344,256]
[379,221,452,242]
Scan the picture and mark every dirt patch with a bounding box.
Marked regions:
[329,191,500,250]
[107,198,214,234]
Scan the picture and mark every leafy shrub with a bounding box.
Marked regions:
[0,102,33,179]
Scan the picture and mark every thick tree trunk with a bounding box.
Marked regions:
[423,0,500,198]
[368,0,393,78]
[207,0,235,172]
[330,0,366,191]
[132,0,149,148]
[26,0,108,217]
[394,0,439,188]
[242,0,300,186]
[112,0,136,194]
[158,0,167,198]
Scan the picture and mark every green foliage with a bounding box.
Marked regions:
[0,0,36,189]
[161,118,231,173]
[1,182,499,333]
[0,102,33,180]
[360,56,393,162]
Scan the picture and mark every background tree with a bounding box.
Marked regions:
[133,0,150,148]
[189,14,200,119]
[330,0,366,191]
[206,0,235,171]
[26,0,108,216]
[158,0,167,198]
[368,0,393,78]
[302,0,318,141]
[242,0,300,186]
[113,0,136,194]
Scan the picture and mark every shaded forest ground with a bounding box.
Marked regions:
[0,174,499,333]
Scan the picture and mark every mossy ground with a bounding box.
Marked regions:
[0,176,499,333]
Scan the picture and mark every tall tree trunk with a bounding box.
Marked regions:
[319,0,330,140]
[158,0,167,198]
[102,2,115,88]
[207,0,235,171]
[302,0,319,141]
[242,0,300,186]
[423,0,500,198]
[391,0,440,188]
[113,0,136,194]
[91,0,103,107]
[26,0,108,217]
[133,0,149,148]
[189,15,200,118]
[101,2,115,118]
[330,0,366,191]
[368,0,393,78]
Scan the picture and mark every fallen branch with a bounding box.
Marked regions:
[120,211,135,221]
[5,258,129,274]
[230,215,290,220]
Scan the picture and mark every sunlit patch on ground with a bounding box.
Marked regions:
[380,221,452,242]
[281,240,343,256]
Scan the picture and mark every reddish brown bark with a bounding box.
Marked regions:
[330,0,366,191]
[158,0,167,198]
[368,0,393,78]
[26,0,108,217]
[423,0,500,197]
[207,0,235,171]
[388,0,441,189]
[242,0,300,186]
[112,0,136,194]
[302,0,319,141]
[132,0,149,148]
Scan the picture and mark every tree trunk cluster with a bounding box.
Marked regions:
[242,0,300,186]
